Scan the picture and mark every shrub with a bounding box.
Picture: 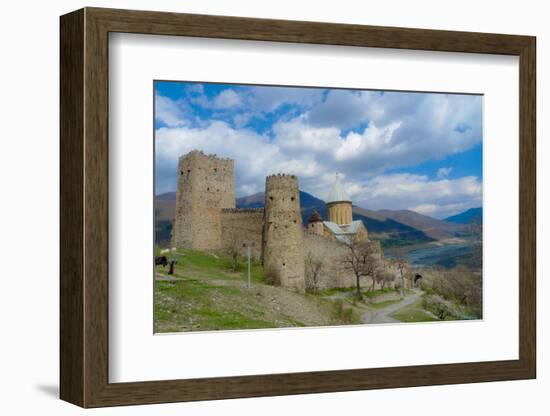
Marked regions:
[331,299,355,324]
[418,266,482,318]
[422,295,455,320]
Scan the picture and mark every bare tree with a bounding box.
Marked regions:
[341,236,381,300]
[370,271,380,292]
[419,267,482,318]
[370,266,385,292]
[226,237,241,272]
[305,251,323,293]
[380,270,396,290]
[392,248,409,296]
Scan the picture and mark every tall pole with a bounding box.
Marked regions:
[247,245,251,289]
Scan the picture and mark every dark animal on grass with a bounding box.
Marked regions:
[155,256,168,267]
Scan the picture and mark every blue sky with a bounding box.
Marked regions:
[154,81,482,219]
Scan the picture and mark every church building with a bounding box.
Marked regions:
[307,174,368,243]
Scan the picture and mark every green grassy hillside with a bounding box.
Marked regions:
[153,248,476,332]
[154,249,361,332]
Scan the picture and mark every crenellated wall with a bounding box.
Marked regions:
[220,208,264,260]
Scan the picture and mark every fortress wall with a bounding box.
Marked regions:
[172,151,381,292]
[174,151,235,251]
[303,233,357,289]
[220,208,264,259]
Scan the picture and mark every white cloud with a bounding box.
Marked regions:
[154,85,483,218]
[182,85,322,117]
[251,87,323,112]
[184,84,203,94]
[233,113,252,128]
[437,167,453,178]
[155,121,313,196]
[267,111,476,185]
[411,204,439,216]
[308,90,482,167]
[155,119,482,218]
[273,115,341,153]
[155,95,190,128]
[185,88,245,111]
[352,174,482,218]
[307,90,376,129]
[212,89,243,109]
[334,121,402,162]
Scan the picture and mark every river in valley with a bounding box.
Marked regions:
[385,241,477,268]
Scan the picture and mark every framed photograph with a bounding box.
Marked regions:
[60,7,536,407]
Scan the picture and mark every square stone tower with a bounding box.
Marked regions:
[173,151,235,250]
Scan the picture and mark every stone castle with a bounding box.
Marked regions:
[173,150,379,292]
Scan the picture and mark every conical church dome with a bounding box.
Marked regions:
[326,173,351,204]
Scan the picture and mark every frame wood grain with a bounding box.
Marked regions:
[60,7,536,408]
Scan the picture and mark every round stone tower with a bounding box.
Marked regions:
[262,174,305,292]
[326,173,353,225]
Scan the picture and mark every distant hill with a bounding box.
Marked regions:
[154,190,473,247]
[156,192,176,200]
[444,207,482,224]
[235,192,264,208]
[360,208,464,240]
[155,192,176,222]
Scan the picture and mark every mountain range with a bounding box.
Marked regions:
[155,190,480,247]
[444,207,482,224]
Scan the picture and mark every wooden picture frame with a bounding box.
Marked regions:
[60,7,536,408]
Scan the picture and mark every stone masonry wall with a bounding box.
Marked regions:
[174,151,235,251]
[220,208,264,260]
[302,234,400,291]
[262,174,305,292]
[303,233,357,289]
[307,220,324,236]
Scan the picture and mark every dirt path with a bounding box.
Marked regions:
[362,289,423,324]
